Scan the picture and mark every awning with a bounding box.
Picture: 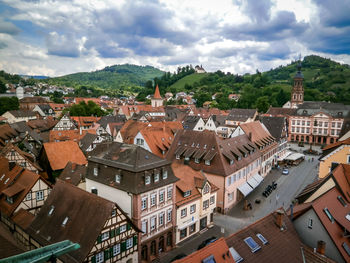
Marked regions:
[277,151,292,161]
[253,173,263,184]
[247,176,260,189]
[285,153,305,161]
[237,182,254,197]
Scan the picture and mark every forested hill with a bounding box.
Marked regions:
[146,55,350,112]
[45,64,164,90]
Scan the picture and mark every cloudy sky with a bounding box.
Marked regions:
[0,0,349,77]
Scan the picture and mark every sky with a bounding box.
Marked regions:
[0,0,349,77]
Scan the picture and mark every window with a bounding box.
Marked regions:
[48,206,55,216]
[176,154,180,160]
[338,196,347,207]
[150,216,156,231]
[159,191,165,203]
[101,231,109,241]
[348,155,350,164]
[256,233,268,245]
[180,228,187,239]
[162,170,168,179]
[120,224,127,233]
[184,190,191,197]
[195,158,200,163]
[115,174,121,184]
[167,209,172,222]
[190,204,196,214]
[205,160,210,166]
[154,172,159,182]
[113,244,120,256]
[141,197,147,210]
[308,218,313,229]
[244,237,261,252]
[151,194,156,206]
[142,220,147,234]
[91,188,98,195]
[229,247,243,263]
[136,138,144,146]
[181,208,187,218]
[203,200,209,209]
[189,223,196,234]
[6,196,13,204]
[111,209,116,217]
[145,175,151,185]
[167,187,172,199]
[159,212,165,226]
[96,251,104,263]
[323,208,334,223]
[126,237,133,249]
[228,193,233,202]
[26,193,32,201]
[36,190,44,201]
[210,196,215,205]
[0,174,4,181]
[93,167,98,176]
[203,184,210,194]
[202,255,215,263]
[62,217,69,226]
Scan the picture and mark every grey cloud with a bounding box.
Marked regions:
[239,0,272,23]
[0,42,8,49]
[0,20,20,35]
[46,32,81,57]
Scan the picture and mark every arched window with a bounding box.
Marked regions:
[151,240,156,255]
[141,245,148,260]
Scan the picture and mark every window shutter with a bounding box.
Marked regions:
[97,235,102,244]
[110,229,115,237]
[104,249,110,260]
[127,224,131,231]
[121,241,126,252]
[133,235,138,246]
[91,255,96,263]
[109,247,113,256]
[116,227,120,235]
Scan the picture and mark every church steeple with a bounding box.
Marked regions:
[291,56,304,108]
[151,84,163,107]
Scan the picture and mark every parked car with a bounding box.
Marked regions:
[282,168,289,175]
[197,237,217,250]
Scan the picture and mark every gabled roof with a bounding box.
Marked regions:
[182,115,202,130]
[259,116,286,141]
[27,117,58,132]
[174,237,234,263]
[27,180,115,263]
[265,107,297,116]
[43,141,87,171]
[97,115,126,129]
[36,104,54,114]
[7,110,36,118]
[70,116,100,128]
[49,129,96,142]
[227,108,257,122]
[172,162,218,207]
[9,121,31,134]
[0,223,25,259]
[0,124,18,143]
[239,121,275,143]
[80,133,99,152]
[119,120,148,143]
[322,137,350,151]
[58,162,86,186]
[0,161,44,217]
[295,188,350,262]
[166,130,261,177]
[225,210,304,262]
[296,101,350,118]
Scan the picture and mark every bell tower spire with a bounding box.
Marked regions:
[291,55,304,108]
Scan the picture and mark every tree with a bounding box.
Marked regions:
[0,80,6,93]
[68,101,105,116]
[0,97,19,115]
[254,96,270,113]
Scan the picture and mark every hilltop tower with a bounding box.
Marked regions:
[290,59,304,108]
[151,84,163,107]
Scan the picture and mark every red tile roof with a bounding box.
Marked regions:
[49,129,96,142]
[153,84,162,99]
[322,137,350,151]
[225,210,304,263]
[174,237,235,263]
[43,141,87,171]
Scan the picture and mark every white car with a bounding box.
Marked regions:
[282,168,289,175]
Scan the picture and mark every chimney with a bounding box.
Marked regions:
[316,240,326,255]
[79,126,82,135]
[276,209,284,229]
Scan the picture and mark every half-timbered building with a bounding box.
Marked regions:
[26,180,140,263]
[86,142,178,262]
[0,143,42,173]
[52,114,77,131]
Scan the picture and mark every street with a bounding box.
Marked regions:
[158,145,320,262]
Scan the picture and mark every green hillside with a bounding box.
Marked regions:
[45,64,164,91]
[170,73,209,91]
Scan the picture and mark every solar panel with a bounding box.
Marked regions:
[256,233,268,245]
[244,237,261,252]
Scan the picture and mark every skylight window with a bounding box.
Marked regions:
[342,242,350,257]
[48,206,55,216]
[202,255,215,263]
[346,213,350,222]
[62,217,69,226]
[0,174,4,181]
[323,208,334,223]
[184,190,191,197]
[229,247,243,263]
[337,196,347,207]
[4,178,9,184]
[256,233,268,245]
[244,237,261,253]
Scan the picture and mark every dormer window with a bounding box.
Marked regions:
[203,184,210,194]
[93,167,98,176]
[6,196,13,204]
[145,175,151,185]
[115,174,121,184]
[230,159,234,165]
[154,171,159,182]
[205,160,211,166]
[162,169,168,180]
[195,158,200,163]
[184,191,191,197]
[176,154,180,160]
